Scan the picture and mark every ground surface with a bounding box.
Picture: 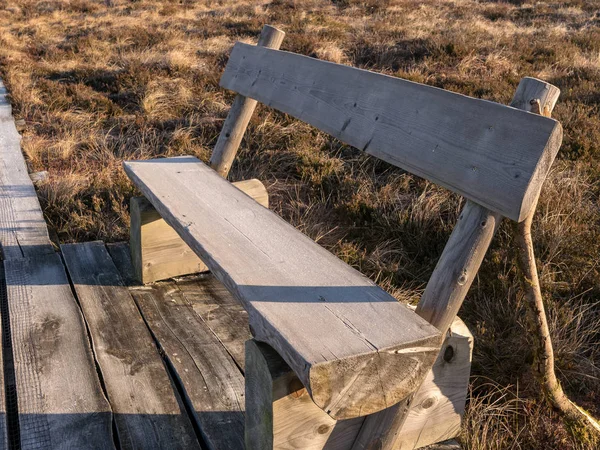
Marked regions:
[0,0,598,448]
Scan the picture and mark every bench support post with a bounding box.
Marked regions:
[245,339,364,450]
[130,179,268,283]
[209,25,285,178]
[353,77,560,449]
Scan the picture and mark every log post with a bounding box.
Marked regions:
[209,25,285,178]
[353,77,560,449]
[130,179,268,283]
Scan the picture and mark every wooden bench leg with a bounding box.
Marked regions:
[245,339,365,450]
[394,318,472,449]
[351,317,472,450]
[245,318,472,450]
[130,178,269,283]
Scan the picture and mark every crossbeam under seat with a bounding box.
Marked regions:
[124,156,441,419]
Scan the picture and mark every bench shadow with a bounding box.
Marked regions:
[0,411,246,449]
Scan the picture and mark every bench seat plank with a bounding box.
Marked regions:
[220,44,563,222]
[5,253,113,449]
[124,156,441,419]
[61,242,200,450]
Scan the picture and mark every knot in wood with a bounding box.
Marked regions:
[422,396,437,409]
[317,424,330,435]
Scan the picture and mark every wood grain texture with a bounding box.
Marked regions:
[61,242,199,450]
[128,281,246,450]
[416,202,502,334]
[130,178,268,283]
[220,45,563,222]
[395,319,472,449]
[123,156,441,419]
[108,243,248,448]
[0,80,54,259]
[177,276,252,370]
[5,253,113,449]
[417,77,561,334]
[352,319,472,450]
[106,242,138,286]
[245,340,364,450]
[209,25,285,178]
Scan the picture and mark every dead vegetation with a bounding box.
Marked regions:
[0,0,598,448]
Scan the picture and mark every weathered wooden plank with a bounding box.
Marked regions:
[221,45,563,222]
[417,78,561,334]
[106,242,139,286]
[4,253,113,449]
[177,277,252,370]
[109,244,469,450]
[124,156,441,419]
[130,178,269,284]
[107,243,248,447]
[209,24,285,178]
[128,282,246,450]
[61,242,199,450]
[245,340,365,450]
[0,80,54,259]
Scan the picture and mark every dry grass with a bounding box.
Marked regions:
[0,0,599,448]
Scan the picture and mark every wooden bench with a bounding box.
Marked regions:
[124,25,562,449]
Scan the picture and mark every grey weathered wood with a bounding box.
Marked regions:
[130,178,269,283]
[390,319,472,449]
[128,281,246,450]
[108,242,471,450]
[5,253,113,449]
[245,340,365,450]
[61,241,200,450]
[106,242,139,286]
[124,156,441,419]
[0,80,54,259]
[177,277,252,370]
[221,46,563,222]
[209,25,285,177]
[355,77,561,449]
[107,243,249,447]
[416,202,502,334]
[244,319,470,450]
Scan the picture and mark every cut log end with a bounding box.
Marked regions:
[309,334,442,420]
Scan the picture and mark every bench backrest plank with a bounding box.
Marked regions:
[220,43,563,222]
